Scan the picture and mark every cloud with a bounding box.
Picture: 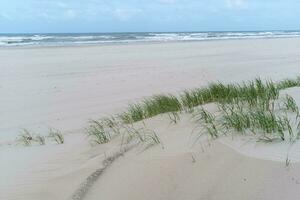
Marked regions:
[113,8,143,21]
[226,0,247,9]
[64,9,77,19]
[2,0,300,33]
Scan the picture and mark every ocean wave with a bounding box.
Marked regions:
[1,31,300,47]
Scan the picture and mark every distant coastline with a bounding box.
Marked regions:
[1,31,300,47]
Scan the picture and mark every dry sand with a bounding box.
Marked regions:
[82,104,300,200]
[2,38,300,200]
[2,38,300,142]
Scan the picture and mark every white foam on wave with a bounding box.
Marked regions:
[0,36,25,42]
[1,31,300,47]
[30,35,53,41]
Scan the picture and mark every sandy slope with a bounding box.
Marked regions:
[84,114,300,200]
[2,39,300,200]
[85,143,300,200]
[0,132,129,200]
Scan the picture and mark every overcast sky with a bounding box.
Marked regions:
[0,0,299,33]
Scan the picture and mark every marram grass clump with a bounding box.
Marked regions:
[85,116,124,144]
[16,129,36,146]
[192,107,219,138]
[121,124,163,150]
[16,129,47,146]
[119,94,182,123]
[277,77,300,90]
[86,119,112,144]
[48,128,64,144]
[192,91,300,142]
[86,76,300,146]
[16,128,64,146]
[143,95,182,117]
[120,77,293,124]
[85,117,163,149]
[182,79,280,110]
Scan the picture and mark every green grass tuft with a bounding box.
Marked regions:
[16,129,35,146]
[48,128,64,144]
[86,120,111,144]
[193,107,219,139]
[86,76,300,145]
[16,129,47,146]
[120,94,181,123]
[35,135,46,145]
[143,95,182,117]
[283,95,299,115]
[121,125,162,149]
[277,77,300,90]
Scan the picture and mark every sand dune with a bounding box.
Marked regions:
[84,114,300,200]
[85,142,300,200]
[2,39,300,200]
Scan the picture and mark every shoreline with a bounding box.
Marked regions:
[1,36,300,50]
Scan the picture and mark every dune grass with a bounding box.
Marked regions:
[192,90,300,142]
[121,124,162,149]
[48,128,64,144]
[277,77,300,90]
[35,135,46,145]
[283,95,299,115]
[119,94,182,123]
[86,120,111,144]
[16,128,65,146]
[220,105,289,140]
[16,129,47,146]
[101,116,121,135]
[16,76,300,147]
[143,95,182,117]
[86,116,163,149]
[182,79,280,110]
[192,107,219,139]
[16,129,35,146]
[85,116,125,145]
[84,76,300,145]
[120,77,298,124]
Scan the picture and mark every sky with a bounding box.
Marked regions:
[0,0,299,33]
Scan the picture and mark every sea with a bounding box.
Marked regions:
[1,31,300,47]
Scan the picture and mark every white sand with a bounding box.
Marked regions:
[2,38,300,200]
[2,38,300,142]
[84,114,300,200]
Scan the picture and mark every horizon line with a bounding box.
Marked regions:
[1,29,300,35]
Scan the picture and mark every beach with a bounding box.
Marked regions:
[2,38,300,200]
